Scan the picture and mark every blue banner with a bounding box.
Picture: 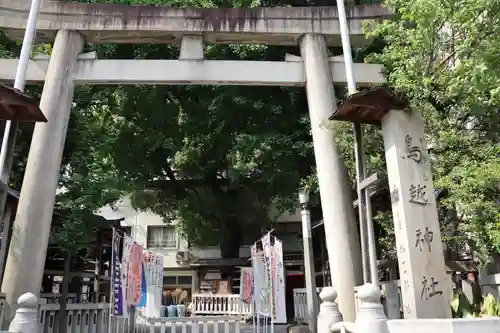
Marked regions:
[112,230,124,316]
[138,262,147,308]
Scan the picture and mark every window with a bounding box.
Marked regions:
[163,274,193,303]
[177,276,193,285]
[163,276,193,286]
[163,276,177,285]
[147,226,177,248]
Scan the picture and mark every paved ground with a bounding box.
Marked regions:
[241,324,292,333]
[137,321,299,333]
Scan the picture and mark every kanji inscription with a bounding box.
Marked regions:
[420,277,443,300]
[404,134,423,163]
[415,227,434,252]
[382,109,451,318]
[409,184,429,205]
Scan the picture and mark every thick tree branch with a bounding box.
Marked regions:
[164,164,177,181]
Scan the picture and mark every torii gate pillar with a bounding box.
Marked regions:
[1,30,84,313]
[300,33,363,321]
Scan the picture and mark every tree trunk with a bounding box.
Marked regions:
[219,218,243,259]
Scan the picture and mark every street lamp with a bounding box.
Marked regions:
[298,187,318,333]
[298,188,310,207]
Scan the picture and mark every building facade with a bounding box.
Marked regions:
[97,196,305,302]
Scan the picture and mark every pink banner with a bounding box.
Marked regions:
[127,243,144,305]
[240,267,253,304]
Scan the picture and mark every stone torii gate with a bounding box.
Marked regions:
[0,0,391,321]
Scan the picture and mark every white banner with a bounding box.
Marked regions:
[142,250,164,317]
[262,234,273,316]
[153,253,164,316]
[251,234,287,323]
[157,255,164,309]
[272,239,287,323]
[252,245,271,316]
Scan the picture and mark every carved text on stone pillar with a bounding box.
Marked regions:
[409,184,429,205]
[420,276,443,300]
[415,227,434,252]
[382,110,452,318]
[390,187,400,204]
[404,134,423,163]
[394,209,403,231]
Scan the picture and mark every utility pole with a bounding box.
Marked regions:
[299,188,318,333]
[335,0,379,286]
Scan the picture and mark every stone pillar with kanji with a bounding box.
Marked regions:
[381,109,452,319]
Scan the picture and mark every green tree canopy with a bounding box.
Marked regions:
[367,0,500,263]
[3,0,368,257]
[5,0,499,266]
[55,0,328,257]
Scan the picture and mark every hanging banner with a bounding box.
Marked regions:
[240,267,253,304]
[111,229,125,316]
[251,234,287,323]
[250,245,261,312]
[252,248,271,316]
[272,239,287,323]
[127,242,144,305]
[122,235,134,309]
[139,263,147,308]
[262,233,273,316]
[140,251,152,309]
[269,236,277,318]
[141,250,164,317]
[156,255,164,314]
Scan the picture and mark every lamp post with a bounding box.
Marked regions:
[299,188,318,333]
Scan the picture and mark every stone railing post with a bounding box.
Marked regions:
[317,287,343,333]
[8,293,39,333]
[355,284,389,333]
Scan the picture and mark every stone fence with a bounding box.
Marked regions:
[4,283,500,333]
[3,293,128,333]
[2,293,243,333]
[317,283,500,333]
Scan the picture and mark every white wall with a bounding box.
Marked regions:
[97,196,186,268]
[97,196,301,268]
[190,246,251,259]
[121,210,190,268]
